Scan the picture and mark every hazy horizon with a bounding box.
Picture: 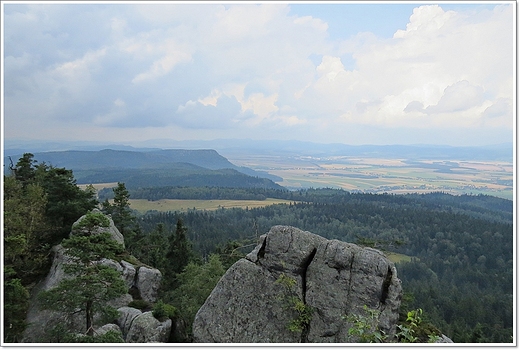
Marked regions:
[2,1,515,147]
[3,136,514,150]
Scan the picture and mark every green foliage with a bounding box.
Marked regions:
[4,176,50,282]
[343,306,440,343]
[41,323,76,343]
[3,154,101,342]
[164,218,197,288]
[73,210,110,232]
[83,166,283,192]
[42,324,124,343]
[3,267,30,343]
[344,305,387,343]
[213,240,250,270]
[136,189,512,342]
[3,157,513,345]
[63,231,125,266]
[38,219,127,337]
[275,273,313,333]
[396,308,441,343]
[276,272,297,289]
[12,153,37,184]
[287,298,313,333]
[135,223,170,272]
[101,182,141,250]
[152,300,177,322]
[163,254,226,341]
[81,330,125,343]
[128,299,152,311]
[35,163,98,242]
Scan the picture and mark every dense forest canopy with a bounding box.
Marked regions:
[121,190,514,343]
[3,153,513,343]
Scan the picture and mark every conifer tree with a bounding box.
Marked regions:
[102,182,140,249]
[164,218,195,289]
[38,211,127,338]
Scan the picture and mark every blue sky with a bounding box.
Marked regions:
[290,4,419,39]
[2,1,515,146]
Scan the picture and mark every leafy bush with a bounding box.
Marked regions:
[344,305,387,343]
[152,300,177,322]
[275,273,313,333]
[396,308,440,343]
[128,299,152,311]
[72,211,110,233]
[3,267,29,343]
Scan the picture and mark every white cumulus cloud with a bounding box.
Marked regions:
[2,3,514,145]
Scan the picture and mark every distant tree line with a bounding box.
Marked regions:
[100,185,513,224]
[78,167,283,190]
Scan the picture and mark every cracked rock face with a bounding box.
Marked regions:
[192,225,402,343]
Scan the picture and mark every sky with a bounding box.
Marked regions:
[1,1,515,147]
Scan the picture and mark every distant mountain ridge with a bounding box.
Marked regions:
[3,148,283,186]
[6,149,235,170]
[4,138,513,161]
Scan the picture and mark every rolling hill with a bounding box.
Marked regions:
[4,149,284,189]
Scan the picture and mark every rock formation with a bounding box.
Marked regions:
[192,225,403,343]
[70,209,125,247]
[22,210,169,343]
[117,307,172,343]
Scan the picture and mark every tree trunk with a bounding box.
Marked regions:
[86,300,94,336]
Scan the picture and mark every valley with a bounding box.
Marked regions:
[226,154,513,200]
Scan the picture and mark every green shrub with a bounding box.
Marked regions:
[344,305,387,343]
[72,211,110,233]
[396,308,441,343]
[128,299,151,311]
[152,300,177,322]
[275,273,313,333]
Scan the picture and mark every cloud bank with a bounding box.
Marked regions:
[3,3,514,145]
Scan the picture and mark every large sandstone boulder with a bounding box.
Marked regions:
[192,225,403,343]
[117,307,143,339]
[94,323,124,340]
[135,266,162,303]
[125,311,172,343]
[116,307,172,343]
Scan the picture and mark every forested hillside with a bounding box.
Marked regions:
[81,166,283,190]
[3,154,513,343]
[136,189,513,343]
[4,148,283,183]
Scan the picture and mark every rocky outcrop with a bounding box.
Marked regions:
[94,323,124,339]
[136,266,162,303]
[71,208,125,247]
[116,307,171,343]
[192,225,403,343]
[22,211,166,343]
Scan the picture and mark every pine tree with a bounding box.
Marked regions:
[38,211,127,338]
[164,218,195,289]
[102,182,140,250]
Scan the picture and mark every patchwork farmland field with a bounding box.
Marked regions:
[127,198,297,213]
[227,155,513,200]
